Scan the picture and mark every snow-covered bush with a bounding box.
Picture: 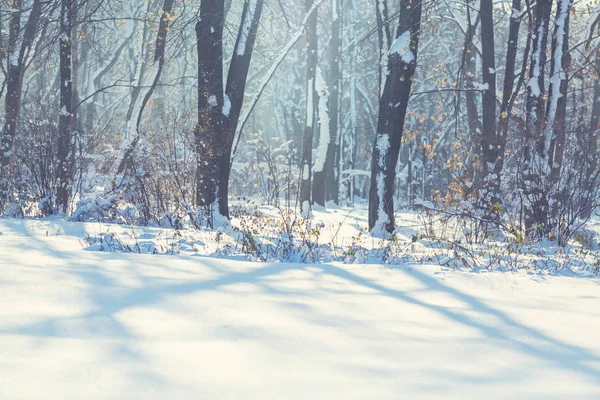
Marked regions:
[71,195,142,225]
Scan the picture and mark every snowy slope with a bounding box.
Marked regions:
[1,218,600,399]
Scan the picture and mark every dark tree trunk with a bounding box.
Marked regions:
[522,0,552,233]
[1,0,43,170]
[368,0,423,234]
[525,0,552,149]
[219,0,265,218]
[56,0,76,213]
[547,0,572,221]
[497,0,523,148]
[299,0,319,217]
[592,48,600,139]
[195,0,264,223]
[478,0,500,219]
[0,1,24,169]
[194,0,225,220]
[325,0,342,203]
[461,1,481,195]
[375,0,391,94]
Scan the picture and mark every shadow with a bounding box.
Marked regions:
[2,217,600,386]
[317,263,600,382]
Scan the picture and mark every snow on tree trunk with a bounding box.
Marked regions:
[477,0,501,220]
[368,0,423,236]
[112,0,174,182]
[300,0,319,218]
[218,0,264,219]
[56,0,76,214]
[325,0,341,204]
[547,0,572,222]
[194,0,226,227]
[312,66,331,206]
[523,0,552,235]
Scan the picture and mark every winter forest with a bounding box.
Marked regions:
[3,0,600,397]
[0,0,599,242]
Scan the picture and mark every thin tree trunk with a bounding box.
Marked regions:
[299,0,319,217]
[219,0,265,218]
[0,0,43,169]
[325,0,342,203]
[56,0,76,213]
[523,0,552,234]
[375,0,391,95]
[547,0,572,222]
[113,0,174,179]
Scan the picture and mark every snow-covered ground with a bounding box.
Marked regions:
[1,215,600,399]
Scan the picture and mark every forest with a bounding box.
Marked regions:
[1,0,600,246]
[3,1,600,397]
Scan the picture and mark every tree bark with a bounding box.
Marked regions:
[56,0,77,214]
[478,0,500,219]
[219,0,265,218]
[325,0,342,203]
[547,0,572,221]
[299,0,319,217]
[194,0,264,223]
[522,0,552,234]
[0,0,43,170]
[368,0,423,234]
[194,0,225,221]
[115,0,175,178]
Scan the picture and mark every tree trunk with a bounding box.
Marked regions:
[375,0,391,95]
[56,0,76,214]
[0,0,43,171]
[368,0,423,234]
[114,0,175,179]
[478,0,500,219]
[523,0,552,234]
[219,0,265,218]
[299,0,319,217]
[461,0,481,195]
[312,67,330,206]
[194,0,225,223]
[194,0,264,223]
[547,0,572,222]
[325,0,342,203]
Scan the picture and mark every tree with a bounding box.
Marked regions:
[55,0,76,213]
[368,0,423,234]
[299,0,319,217]
[477,0,499,219]
[113,0,176,179]
[0,0,44,199]
[195,0,265,224]
[325,0,342,203]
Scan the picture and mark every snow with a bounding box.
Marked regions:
[222,94,231,117]
[1,216,600,399]
[312,67,330,173]
[306,78,314,128]
[372,134,390,236]
[389,30,415,64]
[236,0,258,56]
[545,0,570,137]
[208,95,218,107]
